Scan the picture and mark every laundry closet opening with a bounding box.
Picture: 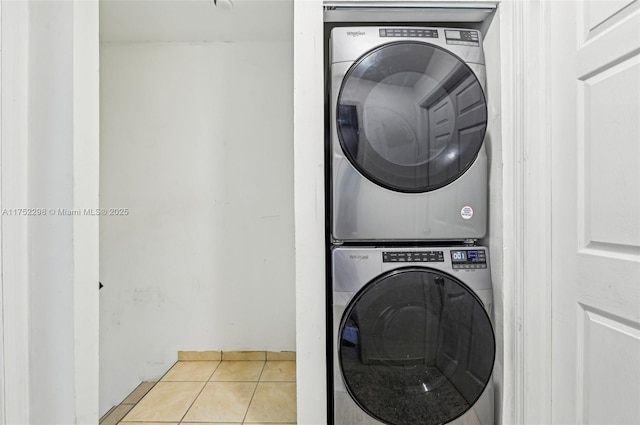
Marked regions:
[322,5,504,425]
[98,0,295,417]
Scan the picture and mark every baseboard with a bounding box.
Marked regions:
[178,350,296,361]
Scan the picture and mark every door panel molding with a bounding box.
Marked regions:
[580,0,639,45]
[576,304,640,424]
[577,54,640,252]
[577,1,640,78]
[579,242,640,259]
[577,253,640,323]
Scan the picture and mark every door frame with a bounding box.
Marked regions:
[501,0,553,423]
[0,1,31,422]
[0,0,100,422]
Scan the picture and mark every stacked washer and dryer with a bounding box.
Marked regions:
[329,26,495,425]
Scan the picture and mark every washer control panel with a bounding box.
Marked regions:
[383,251,444,263]
[445,30,480,46]
[450,249,487,269]
[379,28,439,38]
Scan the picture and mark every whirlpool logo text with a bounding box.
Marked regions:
[349,255,369,260]
[346,31,366,37]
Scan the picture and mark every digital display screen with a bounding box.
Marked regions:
[444,30,479,46]
[451,250,467,262]
[451,250,484,262]
[450,249,487,269]
[445,30,462,40]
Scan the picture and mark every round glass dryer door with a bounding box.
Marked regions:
[337,41,487,193]
[339,268,495,425]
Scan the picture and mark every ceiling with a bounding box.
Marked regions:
[99,0,294,43]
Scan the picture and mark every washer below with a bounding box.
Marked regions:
[332,246,495,425]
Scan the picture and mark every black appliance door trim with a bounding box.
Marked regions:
[336,41,488,193]
[338,266,495,425]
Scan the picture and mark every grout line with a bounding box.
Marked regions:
[100,403,135,425]
[160,359,220,383]
[206,359,222,381]
[174,360,226,424]
[104,381,157,424]
[207,360,266,383]
[176,380,209,424]
[120,383,154,406]
[240,361,267,424]
[156,360,179,382]
[98,405,117,423]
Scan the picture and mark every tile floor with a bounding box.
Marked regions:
[100,355,296,425]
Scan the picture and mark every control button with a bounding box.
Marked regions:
[382,251,448,262]
[380,28,438,38]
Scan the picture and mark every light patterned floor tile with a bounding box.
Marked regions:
[210,360,265,382]
[260,361,296,382]
[121,381,204,422]
[244,382,297,423]
[161,361,220,381]
[182,382,256,423]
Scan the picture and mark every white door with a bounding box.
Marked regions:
[550,1,640,424]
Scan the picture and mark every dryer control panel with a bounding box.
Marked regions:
[450,249,487,269]
[445,30,480,46]
[383,251,444,263]
[379,28,438,38]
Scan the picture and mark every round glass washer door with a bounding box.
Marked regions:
[338,267,495,425]
[337,41,488,193]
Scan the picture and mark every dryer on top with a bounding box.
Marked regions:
[330,27,489,243]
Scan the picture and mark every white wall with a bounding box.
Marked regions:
[99,40,294,414]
